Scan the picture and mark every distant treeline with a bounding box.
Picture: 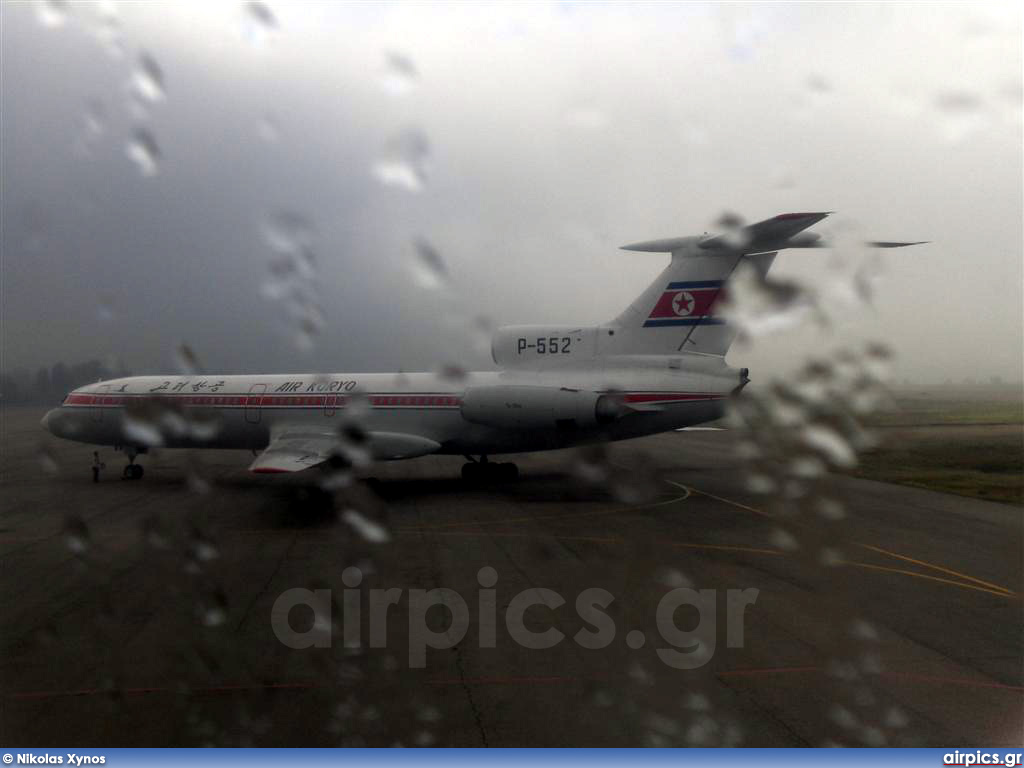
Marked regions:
[1,360,132,405]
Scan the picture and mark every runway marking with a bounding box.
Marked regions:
[843,561,1019,599]
[393,529,622,545]
[677,483,772,518]
[853,543,1017,596]
[676,481,1017,600]
[669,540,783,556]
[664,480,692,501]
[400,489,690,532]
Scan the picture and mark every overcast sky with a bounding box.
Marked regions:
[2,1,1021,385]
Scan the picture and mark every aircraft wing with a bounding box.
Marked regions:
[249,427,441,474]
[249,429,340,474]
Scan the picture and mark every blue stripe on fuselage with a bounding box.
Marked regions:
[643,317,726,327]
[666,280,725,290]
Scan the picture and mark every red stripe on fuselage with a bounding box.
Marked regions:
[62,393,464,408]
[60,391,725,409]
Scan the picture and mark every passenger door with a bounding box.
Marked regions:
[245,383,267,424]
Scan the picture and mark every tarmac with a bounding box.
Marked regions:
[2,405,1021,746]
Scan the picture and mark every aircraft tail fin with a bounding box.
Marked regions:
[606,212,922,357]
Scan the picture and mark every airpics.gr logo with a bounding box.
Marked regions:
[644,280,725,328]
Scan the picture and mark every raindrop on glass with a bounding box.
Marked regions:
[141,515,170,550]
[788,454,826,478]
[37,445,59,475]
[722,263,818,338]
[818,547,843,567]
[258,113,280,142]
[417,705,442,723]
[264,210,314,254]
[861,726,886,746]
[935,90,982,114]
[711,211,751,254]
[189,529,220,564]
[412,731,435,747]
[815,497,845,521]
[199,590,229,627]
[850,618,879,642]
[373,128,430,192]
[80,100,107,148]
[933,90,985,142]
[241,1,277,46]
[340,509,391,544]
[123,411,165,447]
[768,527,799,552]
[36,0,69,28]
[64,515,90,554]
[174,343,202,375]
[437,363,466,381]
[126,128,161,176]
[806,74,831,93]
[92,1,123,58]
[655,568,692,589]
[411,237,449,290]
[829,704,858,730]
[800,424,856,468]
[863,342,892,380]
[883,707,909,729]
[132,53,166,103]
[746,472,777,493]
[185,464,211,495]
[683,692,710,712]
[380,52,418,94]
[320,467,353,492]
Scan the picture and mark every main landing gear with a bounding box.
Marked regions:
[461,455,519,483]
[121,447,146,480]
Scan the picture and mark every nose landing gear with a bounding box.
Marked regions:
[121,447,146,480]
[461,455,519,483]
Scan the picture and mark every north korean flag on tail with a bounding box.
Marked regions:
[644,280,726,327]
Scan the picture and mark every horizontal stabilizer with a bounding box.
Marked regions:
[621,236,693,253]
[621,212,926,255]
[621,212,832,255]
[698,211,832,253]
[866,241,929,248]
[783,238,929,249]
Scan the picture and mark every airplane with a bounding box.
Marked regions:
[41,212,924,482]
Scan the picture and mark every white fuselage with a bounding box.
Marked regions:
[41,358,736,457]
